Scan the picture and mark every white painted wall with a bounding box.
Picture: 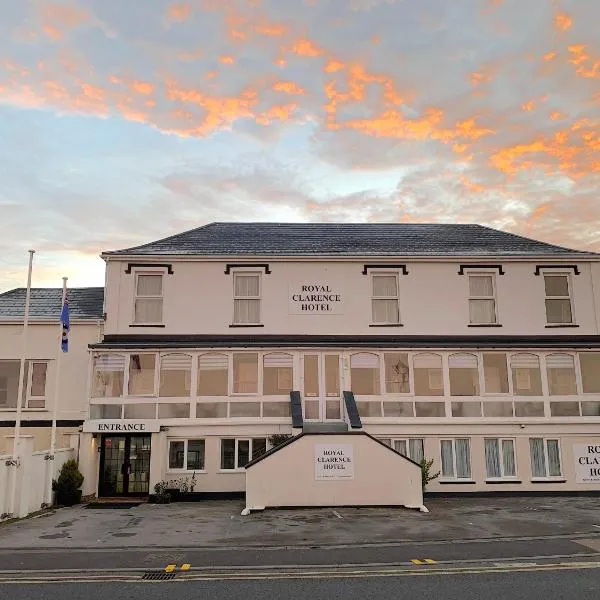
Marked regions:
[103,259,600,336]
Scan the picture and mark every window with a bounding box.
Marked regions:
[351,353,381,395]
[371,274,400,324]
[580,352,600,393]
[529,438,562,478]
[198,353,228,396]
[380,438,424,463]
[134,273,163,324]
[468,275,497,324]
[384,353,410,393]
[0,360,19,408]
[485,438,516,479]
[544,274,573,324]
[233,273,261,325]
[220,438,268,469]
[168,439,205,470]
[263,353,293,395]
[546,354,577,395]
[440,439,471,479]
[510,353,542,396]
[159,354,191,397]
[128,354,156,396]
[449,353,480,396]
[22,361,48,408]
[92,354,125,397]
[233,353,258,394]
[413,353,444,396]
[483,353,509,394]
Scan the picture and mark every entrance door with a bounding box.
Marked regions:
[99,435,152,497]
[303,353,342,421]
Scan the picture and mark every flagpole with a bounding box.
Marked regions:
[46,277,68,506]
[10,249,35,517]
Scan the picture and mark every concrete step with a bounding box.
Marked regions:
[302,421,349,433]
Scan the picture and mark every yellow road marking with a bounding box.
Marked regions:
[411,559,436,565]
[180,564,191,571]
[164,564,176,573]
[425,559,437,564]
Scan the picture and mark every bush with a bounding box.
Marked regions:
[52,459,84,506]
[268,434,291,448]
[150,481,172,504]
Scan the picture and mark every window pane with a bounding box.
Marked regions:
[502,439,516,477]
[159,354,191,397]
[129,354,156,395]
[545,299,572,324]
[229,402,261,417]
[455,439,471,478]
[469,275,493,296]
[221,439,235,469]
[383,401,414,417]
[252,438,267,460]
[544,275,569,296]
[123,403,156,419]
[546,354,577,395]
[469,299,496,324]
[550,401,580,416]
[356,401,382,417]
[414,353,444,396]
[529,438,546,478]
[304,355,319,397]
[137,274,163,296]
[304,399,320,419]
[196,401,227,418]
[326,399,341,419]
[415,402,445,417]
[483,401,514,417]
[237,440,250,467]
[351,353,380,395]
[379,438,392,447]
[511,354,542,395]
[547,440,561,477]
[198,353,228,396]
[441,441,454,478]
[449,353,480,396]
[158,403,190,418]
[0,360,21,408]
[168,441,185,469]
[90,404,122,419]
[263,353,293,395]
[93,354,125,397]
[515,401,544,417]
[372,299,399,323]
[30,363,47,397]
[234,274,259,297]
[384,353,410,393]
[394,439,407,456]
[263,402,291,417]
[580,353,600,393]
[451,402,482,417]
[485,439,501,478]
[134,298,163,324]
[233,353,258,393]
[409,439,424,464]
[483,353,509,393]
[373,275,398,297]
[187,440,205,470]
[234,299,260,324]
[325,355,340,397]
[582,402,600,416]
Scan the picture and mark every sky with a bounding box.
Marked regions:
[0,0,598,291]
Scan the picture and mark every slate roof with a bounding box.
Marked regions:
[0,287,104,321]
[103,222,597,258]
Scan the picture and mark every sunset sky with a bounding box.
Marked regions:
[0,0,598,291]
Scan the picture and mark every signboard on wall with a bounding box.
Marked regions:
[289,283,343,315]
[315,444,354,480]
[573,444,600,483]
[82,420,160,433]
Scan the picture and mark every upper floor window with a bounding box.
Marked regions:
[546,354,577,395]
[413,353,444,396]
[510,353,542,396]
[449,353,480,396]
[544,274,573,324]
[351,353,381,395]
[159,353,192,397]
[384,353,410,394]
[233,352,258,394]
[198,353,228,396]
[134,273,163,325]
[580,352,600,393]
[371,274,400,324]
[0,360,48,409]
[263,353,293,395]
[483,353,509,394]
[128,353,156,396]
[233,272,261,325]
[468,274,497,325]
[92,354,125,397]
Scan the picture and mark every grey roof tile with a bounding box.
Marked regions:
[104,222,597,258]
[0,287,104,321]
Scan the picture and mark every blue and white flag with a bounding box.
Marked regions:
[60,296,70,353]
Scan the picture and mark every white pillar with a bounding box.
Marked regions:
[78,433,98,497]
[9,435,35,519]
[149,431,166,493]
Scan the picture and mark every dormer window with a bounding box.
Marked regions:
[133,273,163,325]
[233,272,261,325]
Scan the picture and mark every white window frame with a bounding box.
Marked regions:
[24,360,48,409]
[219,437,268,471]
[0,375,8,407]
[127,352,159,398]
[231,352,261,396]
[542,272,574,326]
[440,438,472,481]
[167,438,206,472]
[484,437,518,480]
[379,438,425,463]
[132,270,165,326]
[481,352,512,396]
[370,272,401,325]
[232,271,262,325]
[529,437,563,480]
[467,272,498,325]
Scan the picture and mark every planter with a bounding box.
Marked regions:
[55,489,82,507]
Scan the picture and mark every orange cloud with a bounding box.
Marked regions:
[41,4,90,40]
[522,100,536,111]
[273,81,306,95]
[254,21,288,37]
[550,111,565,121]
[325,59,345,73]
[219,55,235,65]
[256,103,298,125]
[290,39,323,57]
[543,51,557,61]
[460,174,485,193]
[567,45,599,79]
[130,81,154,95]
[554,12,572,31]
[166,3,192,22]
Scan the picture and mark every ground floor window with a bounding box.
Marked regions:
[440,439,471,479]
[378,438,424,463]
[168,439,205,470]
[484,438,517,479]
[220,438,268,470]
[529,438,562,479]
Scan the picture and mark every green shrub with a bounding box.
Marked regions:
[52,459,84,494]
[420,458,440,492]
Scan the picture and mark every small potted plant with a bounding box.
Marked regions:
[52,459,84,506]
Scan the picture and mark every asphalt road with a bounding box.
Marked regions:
[2,566,600,600]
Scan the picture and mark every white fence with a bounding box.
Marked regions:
[0,436,77,520]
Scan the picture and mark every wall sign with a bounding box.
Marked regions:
[289,283,343,315]
[574,444,600,483]
[315,444,354,480]
[82,420,160,433]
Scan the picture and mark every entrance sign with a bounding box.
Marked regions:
[315,444,354,480]
[574,444,600,483]
[83,420,160,433]
[289,283,343,315]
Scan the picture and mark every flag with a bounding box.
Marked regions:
[60,295,70,353]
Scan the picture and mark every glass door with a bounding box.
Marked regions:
[127,435,152,495]
[99,435,152,496]
[303,353,342,421]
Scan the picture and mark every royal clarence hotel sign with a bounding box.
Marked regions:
[573,444,600,483]
[314,444,355,480]
[289,283,343,315]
